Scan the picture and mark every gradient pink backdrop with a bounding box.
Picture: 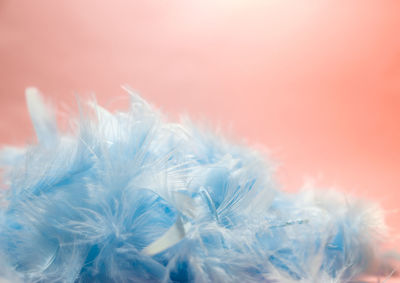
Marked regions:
[1,1,399,280]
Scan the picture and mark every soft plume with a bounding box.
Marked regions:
[0,88,386,282]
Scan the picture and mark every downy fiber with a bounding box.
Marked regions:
[0,87,387,282]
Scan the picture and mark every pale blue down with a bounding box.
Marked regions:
[0,87,386,282]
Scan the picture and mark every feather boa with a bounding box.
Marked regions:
[0,87,387,282]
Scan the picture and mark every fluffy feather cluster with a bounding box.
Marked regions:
[0,88,386,282]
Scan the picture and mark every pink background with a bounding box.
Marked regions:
[0,1,399,280]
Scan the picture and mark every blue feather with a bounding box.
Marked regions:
[0,88,387,282]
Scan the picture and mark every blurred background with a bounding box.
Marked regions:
[0,0,399,280]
